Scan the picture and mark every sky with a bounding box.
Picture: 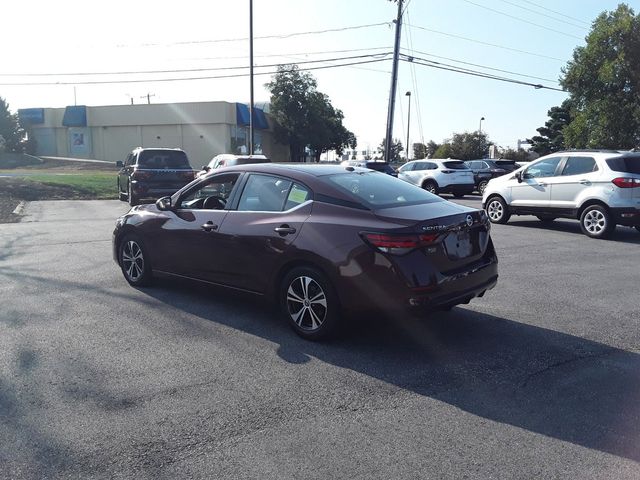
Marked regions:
[0,0,637,154]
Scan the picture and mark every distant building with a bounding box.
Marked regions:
[18,101,289,166]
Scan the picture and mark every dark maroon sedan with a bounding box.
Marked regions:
[113,164,498,340]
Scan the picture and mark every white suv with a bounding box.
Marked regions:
[482,150,640,238]
[397,159,475,197]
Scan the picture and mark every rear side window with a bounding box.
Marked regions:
[284,184,311,210]
[327,171,442,209]
[237,174,292,212]
[442,161,468,170]
[561,156,597,176]
[606,156,640,174]
[138,150,191,169]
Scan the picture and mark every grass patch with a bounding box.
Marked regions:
[14,172,117,199]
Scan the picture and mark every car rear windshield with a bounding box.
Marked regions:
[442,161,468,170]
[365,162,395,174]
[138,150,191,169]
[327,171,442,209]
[236,157,271,165]
[606,156,640,174]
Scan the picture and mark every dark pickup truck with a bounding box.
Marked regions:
[116,148,195,206]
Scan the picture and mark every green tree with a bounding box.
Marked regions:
[527,100,573,155]
[378,138,403,161]
[500,148,530,162]
[433,132,490,160]
[561,4,640,149]
[0,97,23,153]
[412,142,427,159]
[426,140,440,158]
[266,65,355,162]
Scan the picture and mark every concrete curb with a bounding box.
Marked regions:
[12,201,26,216]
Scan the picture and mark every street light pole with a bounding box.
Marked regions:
[405,91,411,161]
[479,116,485,133]
[249,0,255,155]
[384,0,403,162]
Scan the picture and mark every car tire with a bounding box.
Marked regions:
[128,183,139,207]
[280,266,340,341]
[422,180,438,195]
[536,215,557,223]
[478,180,488,195]
[486,196,510,224]
[117,180,127,201]
[579,205,614,239]
[119,234,153,287]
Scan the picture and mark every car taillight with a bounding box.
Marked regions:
[612,177,640,188]
[441,170,454,174]
[491,169,506,173]
[132,170,152,181]
[361,232,440,255]
[185,171,196,180]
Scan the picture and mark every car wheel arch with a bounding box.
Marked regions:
[271,258,339,303]
[421,177,439,189]
[577,199,610,219]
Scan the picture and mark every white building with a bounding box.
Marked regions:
[18,101,289,167]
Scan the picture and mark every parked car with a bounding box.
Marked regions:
[116,148,194,207]
[397,159,475,197]
[494,159,519,172]
[464,159,511,194]
[113,164,498,340]
[197,154,270,177]
[483,150,640,238]
[341,160,397,177]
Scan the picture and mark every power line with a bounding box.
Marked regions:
[403,55,565,92]
[0,52,392,77]
[460,0,583,40]
[497,0,587,30]
[405,23,565,61]
[181,46,392,62]
[115,22,391,48]
[0,58,391,86]
[401,48,558,83]
[517,0,590,26]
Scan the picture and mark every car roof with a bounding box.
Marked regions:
[206,162,371,177]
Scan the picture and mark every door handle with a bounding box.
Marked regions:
[201,221,218,232]
[274,225,296,236]
[538,183,548,187]
[579,179,590,185]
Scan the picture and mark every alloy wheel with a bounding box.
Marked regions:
[583,209,606,235]
[487,200,503,222]
[286,276,328,332]
[122,240,145,282]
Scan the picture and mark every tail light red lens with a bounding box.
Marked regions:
[132,169,152,181]
[361,232,440,255]
[441,169,454,174]
[612,177,640,188]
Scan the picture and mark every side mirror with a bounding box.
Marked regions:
[515,171,523,183]
[116,161,124,168]
[201,165,211,172]
[156,196,173,211]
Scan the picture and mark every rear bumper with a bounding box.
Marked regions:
[610,207,640,227]
[131,181,189,199]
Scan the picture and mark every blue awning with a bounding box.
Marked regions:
[236,103,269,130]
[18,108,45,124]
[62,105,87,127]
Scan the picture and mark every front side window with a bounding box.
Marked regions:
[562,156,597,176]
[237,174,293,212]
[399,162,415,172]
[524,157,561,179]
[178,173,240,210]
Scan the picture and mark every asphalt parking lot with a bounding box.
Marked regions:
[1,198,639,479]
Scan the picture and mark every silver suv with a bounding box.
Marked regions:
[482,150,640,238]
[397,159,475,197]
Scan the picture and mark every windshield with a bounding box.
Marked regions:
[607,156,640,174]
[138,150,191,169]
[442,161,468,170]
[327,171,442,209]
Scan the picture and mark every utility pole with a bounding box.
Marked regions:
[405,91,411,161]
[384,0,403,162]
[249,0,255,155]
[141,93,155,104]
